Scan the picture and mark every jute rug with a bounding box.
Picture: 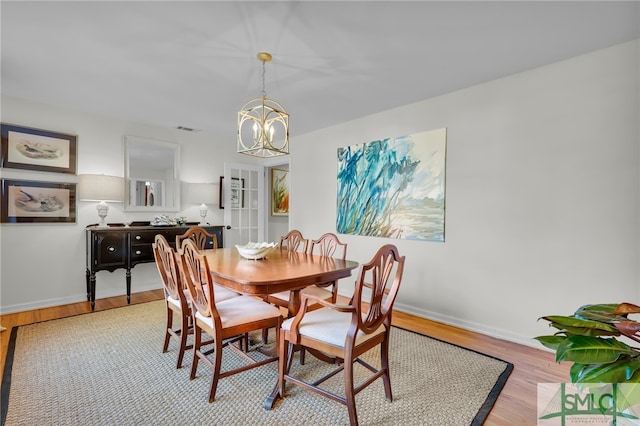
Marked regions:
[2,301,512,425]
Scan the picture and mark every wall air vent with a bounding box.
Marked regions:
[176,126,200,132]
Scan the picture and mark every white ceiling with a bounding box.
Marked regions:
[2,1,639,141]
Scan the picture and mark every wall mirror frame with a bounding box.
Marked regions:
[124,135,180,212]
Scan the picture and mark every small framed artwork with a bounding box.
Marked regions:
[1,123,77,174]
[1,179,77,223]
[218,176,245,209]
[271,168,289,216]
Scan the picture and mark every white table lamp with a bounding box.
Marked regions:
[79,174,125,227]
[188,183,217,225]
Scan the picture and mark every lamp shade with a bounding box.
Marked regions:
[187,183,217,205]
[78,174,125,202]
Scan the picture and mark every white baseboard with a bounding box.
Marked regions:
[3,286,545,352]
[1,295,86,315]
[1,283,162,315]
[392,301,545,350]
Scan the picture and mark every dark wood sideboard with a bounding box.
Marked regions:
[85,223,224,310]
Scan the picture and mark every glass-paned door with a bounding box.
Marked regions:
[223,162,265,247]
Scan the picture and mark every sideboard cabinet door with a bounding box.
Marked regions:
[94,232,128,271]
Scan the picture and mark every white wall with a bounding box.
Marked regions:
[1,41,638,349]
[290,40,640,347]
[0,97,259,312]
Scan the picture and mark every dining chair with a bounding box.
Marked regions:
[152,234,193,369]
[265,232,348,354]
[154,234,242,368]
[179,238,283,402]
[260,229,308,344]
[175,226,218,251]
[277,244,405,426]
[268,232,345,307]
[279,229,308,253]
[302,232,347,304]
[175,226,240,303]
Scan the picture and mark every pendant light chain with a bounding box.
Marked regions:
[261,60,267,99]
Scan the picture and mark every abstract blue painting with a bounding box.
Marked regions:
[336,128,447,241]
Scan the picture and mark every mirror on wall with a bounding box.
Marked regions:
[124,135,180,212]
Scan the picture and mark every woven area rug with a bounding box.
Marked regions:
[2,301,512,425]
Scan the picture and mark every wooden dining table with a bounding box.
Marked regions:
[203,247,359,317]
[203,247,359,409]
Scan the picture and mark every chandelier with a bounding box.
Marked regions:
[237,52,289,157]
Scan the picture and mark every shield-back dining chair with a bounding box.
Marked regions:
[278,244,405,426]
[175,226,239,303]
[267,232,346,310]
[175,225,218,251]
[154,234,241,368]
[179,238,283,402]
[265,232,348,360]
[278,229,309,253]
[153,234,192,369]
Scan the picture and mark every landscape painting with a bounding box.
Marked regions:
[271,168,289,216]
[336,128,447,242]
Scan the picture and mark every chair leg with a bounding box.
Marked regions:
[176,312,189,369]
[262,327,270,344]
[162,305,172,353]
[190,323,202,380]
[381,337,393,401]
[344,358,359,426]
[278,331,289,398]
[208,339,223,403]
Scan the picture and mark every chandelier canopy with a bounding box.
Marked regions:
[237,52,289,157]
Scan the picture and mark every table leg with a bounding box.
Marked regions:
[264,291,303,410]
[287,289,301,317]
[264,342,295,410]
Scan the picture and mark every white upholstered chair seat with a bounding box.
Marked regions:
[281,307,385,348]
[196,295,282,329]
[213,284,241,302]
[166,294,182,309]
[168,285,239,309]
[269,285,334,304]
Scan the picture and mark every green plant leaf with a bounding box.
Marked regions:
[542,315,620,336]
[575,303,633,323]
[556,335,635,364]
[534,335,567,350]
[576,303,620,314]
[570,358,640,383]
[576,310,631,324]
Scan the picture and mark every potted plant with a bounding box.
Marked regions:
[535,302,640,383]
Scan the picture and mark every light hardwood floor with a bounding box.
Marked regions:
[0,290,569,425]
